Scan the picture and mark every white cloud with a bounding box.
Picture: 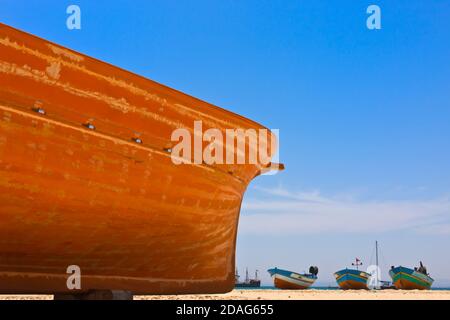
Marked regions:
[239,187,450,235]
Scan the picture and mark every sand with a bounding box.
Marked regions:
[1,289,450,300]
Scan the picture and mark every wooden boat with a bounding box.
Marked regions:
[0,23,280,296]
[235,268,261,288]
[335,269,370,290]
[334,259,369,290]
[267,267,318,290]
[389,263,434,290]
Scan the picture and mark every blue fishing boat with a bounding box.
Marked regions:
[334,258,370,290]
[389,262,434,290]
[268,267,318,290]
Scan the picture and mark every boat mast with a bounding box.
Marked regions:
[375,241,379,271]
[245,268,249,282]
[375,240,380,287]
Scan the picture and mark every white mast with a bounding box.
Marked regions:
[375,240,381,288]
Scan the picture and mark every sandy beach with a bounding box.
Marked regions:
[1,290,450,300]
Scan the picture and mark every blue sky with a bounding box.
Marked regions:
[1,1,450,286]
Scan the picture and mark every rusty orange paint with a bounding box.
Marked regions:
[273,278,310,290]
[392,278,429,290]
[0,23,277,294]
[336,280,369,290]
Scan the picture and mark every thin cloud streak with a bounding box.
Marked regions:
[240,187,450,235]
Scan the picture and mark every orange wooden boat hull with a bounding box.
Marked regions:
[389,267,433,290]
[0,23,276,294]
[334,269,370,290]
[336,280,368,290]
[273,278,310,290]
[268,268,317,290]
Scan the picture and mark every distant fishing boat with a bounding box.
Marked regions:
[268,266,318,290]
[334,258,370,290]
[389,262,434,290]
[235,268,261,288]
